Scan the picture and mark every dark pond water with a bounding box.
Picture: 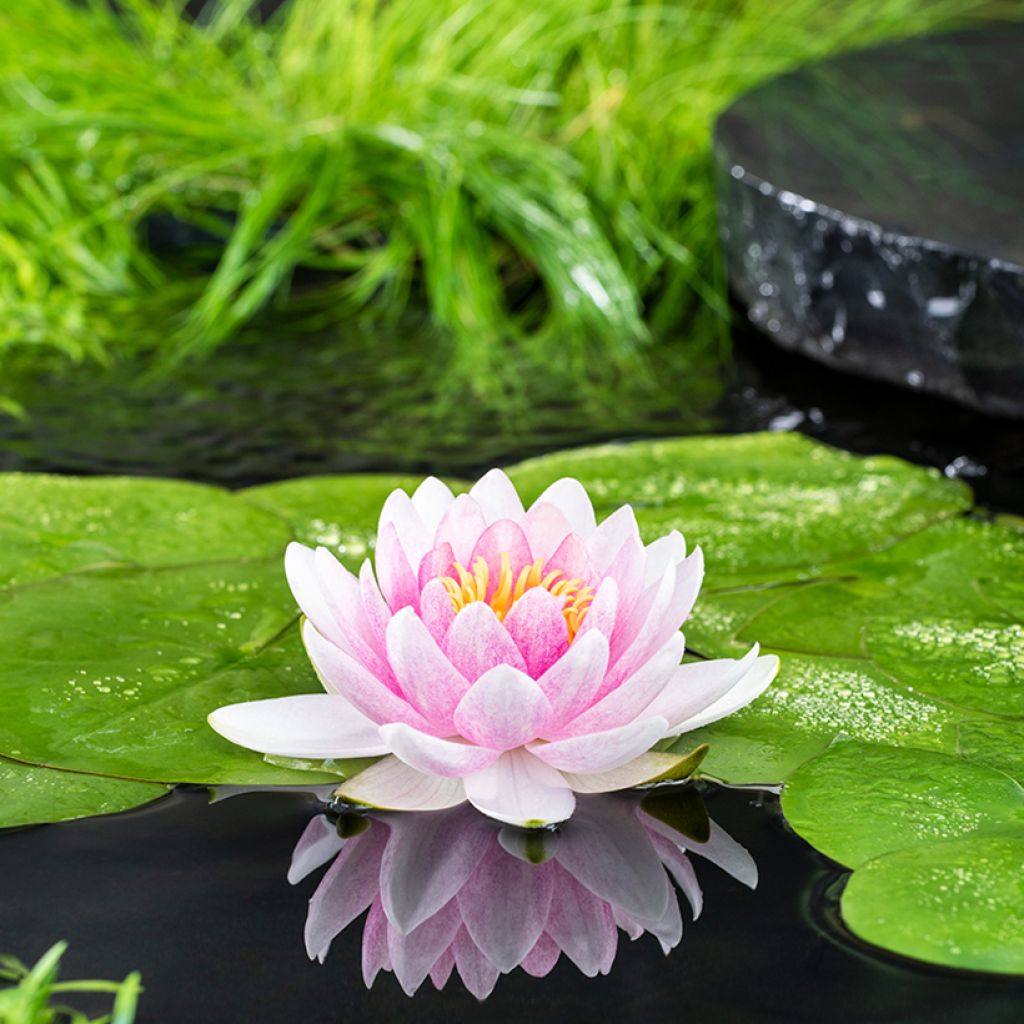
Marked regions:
[0,309,1022,1020]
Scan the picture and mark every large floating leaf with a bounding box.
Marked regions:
[0,757,166,829]
[508,433,970,587]
[0,473,292,587]
[781,741,1024,869]
[842,836,1024,975]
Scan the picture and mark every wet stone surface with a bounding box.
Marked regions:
[716,25,1024,417]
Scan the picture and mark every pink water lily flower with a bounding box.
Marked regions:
[209,469,777,826]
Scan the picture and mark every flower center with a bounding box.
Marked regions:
[440,552,594,642]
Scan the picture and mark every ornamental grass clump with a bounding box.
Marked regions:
[0,0,1011,398]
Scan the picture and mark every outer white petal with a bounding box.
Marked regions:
[527,716,669,774]
[411,476,456,534]
[664,652,779,736]
[462,749,576,827]
[207,693,390,759]
[643,530,686,587]
[531,478,597,539]
[468,468,525,524]
[287,815,345,885]
[379,723,501,778]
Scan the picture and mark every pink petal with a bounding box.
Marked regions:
[648,647,777,735]
[453,664,552,750]
[417,542,455,593]
[463,750,576,827]
[375,522,420,613]
[587,505,641,574]
[380,723,500,777]
[303,621,434,730]
[288,815,344,885]
[468,468,525,524]
[385,607,470,731]
[545,532,593,585]
[358,559,391,659]
[457,840,555,971]
[434,493,487,565]
[380,804,494,933]
[313,552,389,679]
[521,933,561,977]
[528,716,668,774]
[544,868,617,976]
[536,629,609,730]
[388,897,462,996]
[521,501,573,564]
[532,478,596,539]
[606,547,702,689]
[378,487,432,570]
[337,756,466,812]
[452,926,501,1000]
[419,578,455,643]
[644,530,686,587]
[304,822,387,961]
[503,587,570,678]
[443,601,526,681]
[362,898,391,983]
[411,476,456,535]
[558,632,683,737]
[468,519,533,598]
[602,533,645,625]
[577,577,618,641]
[207,693,390,759]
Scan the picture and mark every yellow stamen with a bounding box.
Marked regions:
[442,551,594,642]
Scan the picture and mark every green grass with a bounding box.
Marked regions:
[0,0,1014,398]
[0,944,140,1024]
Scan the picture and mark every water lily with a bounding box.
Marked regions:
[209,469,777,826]
[289,793,757,998]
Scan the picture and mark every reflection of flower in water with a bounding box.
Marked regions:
[289,790,756,999]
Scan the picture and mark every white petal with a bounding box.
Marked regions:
[463,750,576,827]
[532,478,597,539]
[528,716,668,774]
[468,468,525,524]
[288,814,345,885]
[665,652,779,735]
[643,530,686,587]
[379,723,500,778]
[378,488,432,570]
[411,476,456,534]
[208,694,390,759]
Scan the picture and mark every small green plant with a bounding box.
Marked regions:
[0,943,141,1024]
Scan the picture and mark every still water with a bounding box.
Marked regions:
[0,322,1022,1020]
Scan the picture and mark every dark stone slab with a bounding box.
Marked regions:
[715,25,1024,417]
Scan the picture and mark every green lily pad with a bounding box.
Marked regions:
[842,836,1024,974]
[0,473,291,588]
[682,656,959,784]
[958,719,1024,784]
[0,757,166,829]
[0,560,340,785]
[781,741,1024,869]
[508,433,970,587]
